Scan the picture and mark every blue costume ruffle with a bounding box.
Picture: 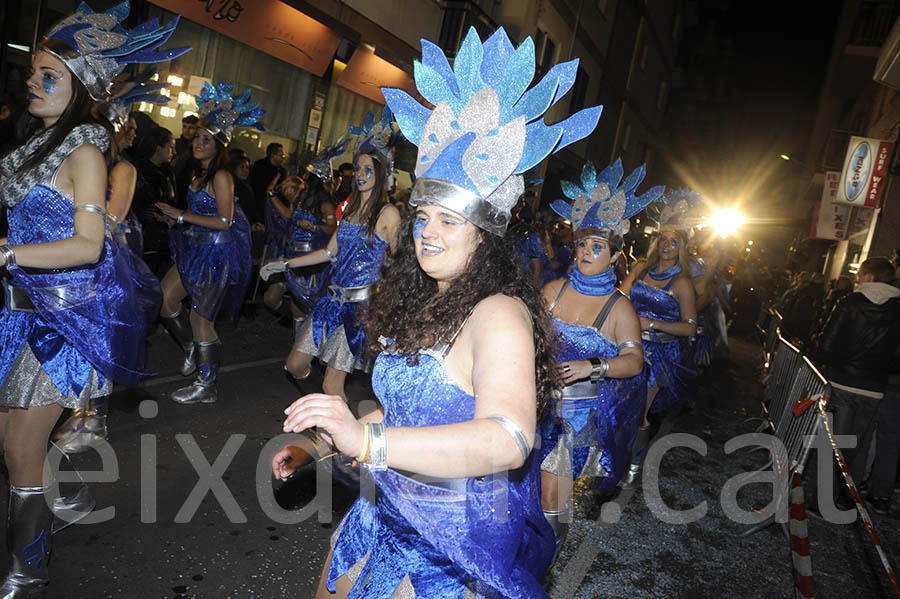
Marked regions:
[629,279,696,414]
[328,350,554,598]
[170,188,252,322]
[305,222,387,361]
[284,206,331,310]
[264,195,290,259]
[539,317,647,491]
[0,184,153,402]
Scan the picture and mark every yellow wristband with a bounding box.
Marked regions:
[357,423,371,463]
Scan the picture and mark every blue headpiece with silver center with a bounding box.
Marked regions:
[101,68,171,130]
[551,158,664,249]
[349,106,399,172]
[647,187,703,231]
[194,81,266,145]
[382,27,603,236]
[307,137,350,182]
[44,1,190,101]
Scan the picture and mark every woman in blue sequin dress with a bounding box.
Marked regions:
[538,236,646,543]
[0,37,156,594]
[156,125,252,405]
[621,229,697,478]
[261,175,304,313]
[265,151,399,401]
[283,173,336,331]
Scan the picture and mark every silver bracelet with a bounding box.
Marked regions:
[487,416,530,464]
[217,215,231,227]
[0,244,16,267]
[176,212,185,225]
[74,203,106,216]
[648,320,655,331]
[324,248,337,262]
[685,318,697,327]
[366,422,388,471]
[106,213,120,225]
[589,357,609,381]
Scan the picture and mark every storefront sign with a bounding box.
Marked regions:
[849,205,876,238]
[811,171,850,240]
[835,135,894,207]
[149,0,342,77]
[335,47,416,104]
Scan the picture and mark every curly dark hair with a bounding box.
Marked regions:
[365,212,560,416]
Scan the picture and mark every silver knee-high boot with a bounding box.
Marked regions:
[160,308,196,377]
[543,507,570,568]
[171,340,220,405]
[0,485,53,598]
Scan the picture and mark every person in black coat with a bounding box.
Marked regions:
[133,126,178,275]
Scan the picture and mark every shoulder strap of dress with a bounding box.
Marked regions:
[430,303,479,358]
[590,289,625,331]
[547,279,570,313]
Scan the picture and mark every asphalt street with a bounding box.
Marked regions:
[4,310,898,598]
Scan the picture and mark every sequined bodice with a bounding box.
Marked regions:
[552,318,617,362]
[332,222,388,287]
[8,185,75,245]
[630,279,680,322]
[186,188,227,233]
[373,352,474,428]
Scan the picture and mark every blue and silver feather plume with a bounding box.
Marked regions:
[646,187,703,229]
[348,106,399,171]
[307,137,351,182]
[44,1,190,101]
[382,26,603,236]
[551,158,664,247]
[194,81,266,144]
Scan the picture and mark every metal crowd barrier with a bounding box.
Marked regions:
[755,328,801,434]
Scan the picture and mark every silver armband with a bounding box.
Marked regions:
[324,248,337,262]
[685,318,697,327]
[217,215,231,227]
[106,213,120,225]
[74,203,106,216]
[617,340,643,353]
[0,244,16,267]
[487,416,530,464]
[176,212,185,225]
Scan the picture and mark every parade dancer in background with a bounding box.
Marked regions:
[0,3,183,592]
[540,159,661,549]
[620,192,699,484]
[261,174,304,312]
[53,75,176,453]
[261,109,400,402]
[271,26,602,598]
[156,81,257,405]
[281,139,345,337]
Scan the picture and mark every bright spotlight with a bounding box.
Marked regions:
[710,207,745,238]
[780,154,791,161]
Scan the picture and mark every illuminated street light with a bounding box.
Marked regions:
[747,240,753,245]
[780,154,791,161]
[709,206,746,238]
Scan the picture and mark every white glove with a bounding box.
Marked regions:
[260,260,288,281]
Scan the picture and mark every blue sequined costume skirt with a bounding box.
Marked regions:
[328,463,553,598]
[540,369,648,491]
[293,293,368,373]
[170,207,252,322]
[645,338,696,414]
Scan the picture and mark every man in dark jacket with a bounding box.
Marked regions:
[815,257,900,509]
[250,143,286,222]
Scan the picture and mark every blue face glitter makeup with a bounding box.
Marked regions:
[413,218,426,239]
[591,242,606,259]
[42,74,56,95]
[668,239,678,250]
[364,166,374,179]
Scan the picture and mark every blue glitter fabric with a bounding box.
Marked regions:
[122,210,143,257]
[110,216,161,335]
[328,350,554,598]
[284,206,331,310]
[0,184,153,400]
[169,188,252,322]
[553,244,574,279]
[307,222,387,359]
[264,196,290,259]
[539,317,647,490]
[629,279,696,414]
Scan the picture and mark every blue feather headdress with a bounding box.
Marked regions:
[101,68,171,130]
[349,107,399,172]
[551,159,664,249]
[382,27,603,236]
[646,187,703,231]
[194,81,266,145]
[44,1,190,101]
[307,137,351,182]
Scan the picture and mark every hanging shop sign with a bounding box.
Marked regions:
[811,171,850,240]
[835,135,894,207]
[149,0,342,77]
[335,47,417,104]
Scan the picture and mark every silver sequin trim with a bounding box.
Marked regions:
[0,343,111,409]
